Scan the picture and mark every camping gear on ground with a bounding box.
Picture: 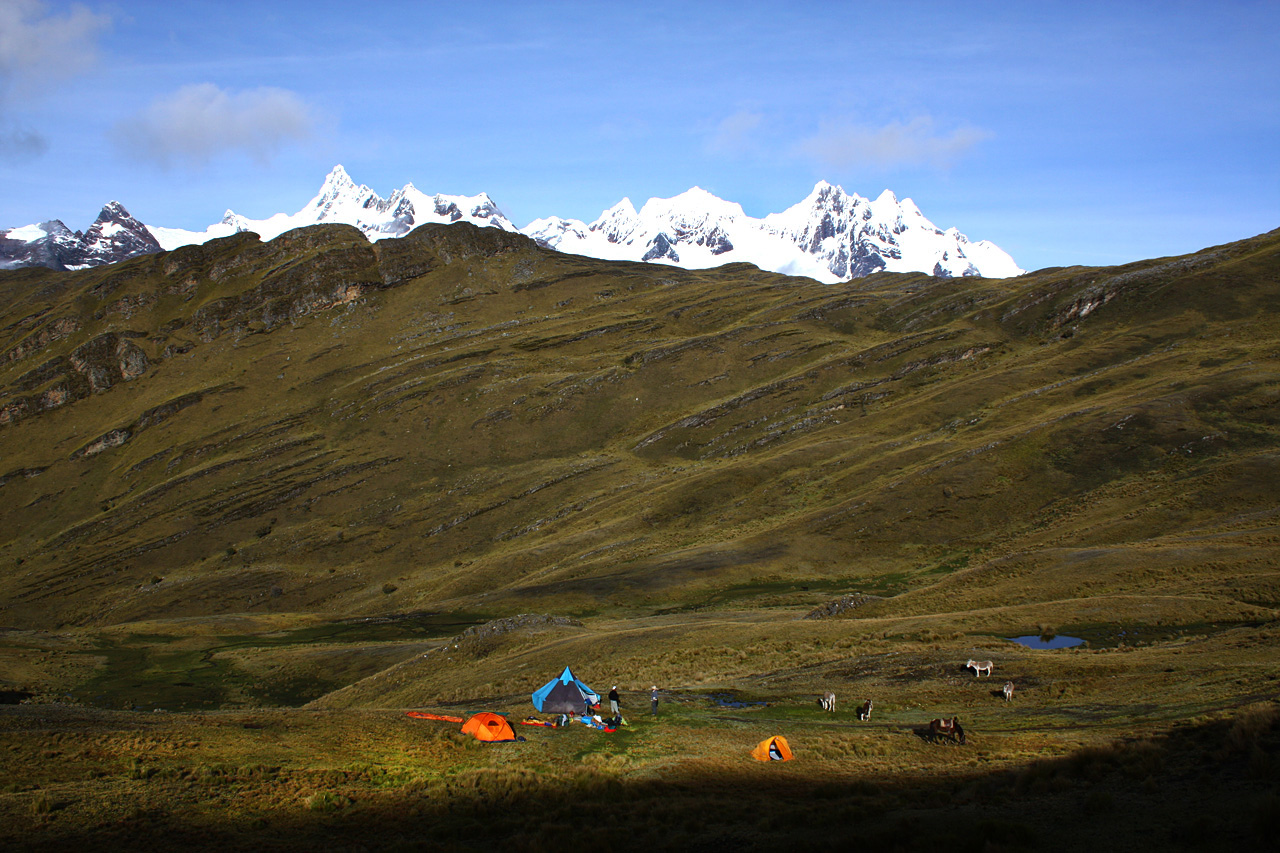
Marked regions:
[579,714,616,732]
[521,716,560,728]
[406,711,464,723]
[461,712,521,742]
[751,735,793,761]
[531,666,600,714]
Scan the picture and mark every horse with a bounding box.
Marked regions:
[929,717,966,744]
[1002,681,1015,702]
[857,699,873,721]
[966,659,994,677]
[819,691,836,712]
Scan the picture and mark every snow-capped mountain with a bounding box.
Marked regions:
[147,165,517,251]
[0,202,161,271]
[3,166,1022,280]
[526,181,1022,282]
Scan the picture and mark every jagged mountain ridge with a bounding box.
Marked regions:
[525,180,1022,281]
[0,201,161,271]
[146,165,518,251]
[3,166,1022,280]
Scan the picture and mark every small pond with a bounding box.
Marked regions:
[709,693,768,709]
[1008,634,1085,649]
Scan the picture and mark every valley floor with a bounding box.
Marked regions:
[2,619,1277,852]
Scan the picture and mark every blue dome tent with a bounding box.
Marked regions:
[531,666,600,714]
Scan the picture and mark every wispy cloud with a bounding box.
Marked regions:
[0,122,47,159]
[114,83,316,168]
[705,110,763,156]
[797,116,992,171]
[0,0,110,97]
[0,0,111,158]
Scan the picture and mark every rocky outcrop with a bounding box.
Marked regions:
[804,593,884,619]
[0,222,538,429]
[1,332,150,425]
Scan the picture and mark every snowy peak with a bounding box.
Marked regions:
[142,168,521,251]
[213,167,521,244]
[1,202,159,271]
[531,180,1022,282]
[757,181,1022,279]
[79,201,162,267]
[320,163,357,193]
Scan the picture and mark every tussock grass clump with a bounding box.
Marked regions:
[29,790,52,815]
[1226,702,1279,754]
[303,790,351,812]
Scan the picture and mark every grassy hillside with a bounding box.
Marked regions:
[2,223,1276,631]
[0,222,1277,850]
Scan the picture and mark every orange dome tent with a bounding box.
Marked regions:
[461,712,519,743]
[751,735,793,761]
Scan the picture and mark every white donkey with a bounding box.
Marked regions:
[966,659,994,677]
[819,691,836,712]
[1002,681,1015,702]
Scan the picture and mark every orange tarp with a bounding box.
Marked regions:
[406,711,464,723]
[460,712,518,742]
[751,735,794,761]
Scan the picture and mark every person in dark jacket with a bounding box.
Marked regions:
[608,685,620,716]
[650,685,659,716]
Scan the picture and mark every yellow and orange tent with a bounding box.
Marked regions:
[751,735,793,761]
[460,712,519,743]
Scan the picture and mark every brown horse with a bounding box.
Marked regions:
[929,717,966,744]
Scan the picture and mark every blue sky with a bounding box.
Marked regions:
[1,0,1277,271]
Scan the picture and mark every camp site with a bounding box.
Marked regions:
[3,602,1276,852]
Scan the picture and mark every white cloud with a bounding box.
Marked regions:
[0,0,111,99]
[705,110,763,156]
[114,83,316,168]
[797,116,992,171]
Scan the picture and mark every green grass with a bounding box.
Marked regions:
[0,692,1275,851]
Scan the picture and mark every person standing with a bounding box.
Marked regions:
[608,685,620,717]
[650,685,659,716]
